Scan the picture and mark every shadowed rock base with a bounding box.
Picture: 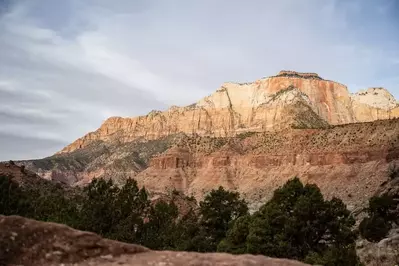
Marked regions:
[0,215,309,266]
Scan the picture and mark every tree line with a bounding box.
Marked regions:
[1,173,397,265]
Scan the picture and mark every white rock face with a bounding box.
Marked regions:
[351,88,398,110]
[197,82,268,109]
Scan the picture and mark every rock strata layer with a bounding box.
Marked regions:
[134,119,399,211]
[59,71,399,154]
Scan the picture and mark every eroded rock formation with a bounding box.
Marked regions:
[59,71,398,154]
[351,87,399,122]
[134,119,399,211]
[0,215,309,266]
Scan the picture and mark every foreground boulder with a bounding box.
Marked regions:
[0,215,309,266]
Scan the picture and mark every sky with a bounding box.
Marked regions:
[0,0,398,160]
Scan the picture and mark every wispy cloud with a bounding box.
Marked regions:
[0,0,398,160]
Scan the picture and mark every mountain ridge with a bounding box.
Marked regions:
[57,70,399,154]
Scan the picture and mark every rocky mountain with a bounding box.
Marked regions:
[19,71,399,211]
[58,70,399,154]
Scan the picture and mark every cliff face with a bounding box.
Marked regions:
[135,119,399,211]
[351,87,399,122]
[59,71,398,154]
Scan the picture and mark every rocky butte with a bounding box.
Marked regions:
[20,71,399,212]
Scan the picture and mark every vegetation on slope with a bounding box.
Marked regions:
[19,135,181,184]
[1,174,362,265]
[359,165,399,242]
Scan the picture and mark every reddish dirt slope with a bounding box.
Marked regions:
[135,119,399,211]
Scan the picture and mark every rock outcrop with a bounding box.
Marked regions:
[351,87,399,122]
[58,71,399,154]
[357,230,399,266]
[0,215,309,266]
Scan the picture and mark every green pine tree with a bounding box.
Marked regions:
[198,186,248,252]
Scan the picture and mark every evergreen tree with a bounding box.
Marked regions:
[141,200,179,250]
[359,193,398,242]
[217,214,250,254]
[198,186,248,252]
[220,178,360,265]
[108,179,150,243]
[173,208,203,251]
[0,175,30,216]
[78,178,120,236]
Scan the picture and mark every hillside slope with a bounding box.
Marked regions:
[135,119,399,211]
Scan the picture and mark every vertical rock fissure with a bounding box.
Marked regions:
[222,86,238,134]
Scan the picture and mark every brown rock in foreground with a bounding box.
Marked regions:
[0,215,309,266]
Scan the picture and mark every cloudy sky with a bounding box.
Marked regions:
[0,0,398,160]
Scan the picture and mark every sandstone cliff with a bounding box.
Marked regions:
[351,87,399,122]
[59,71,398,154]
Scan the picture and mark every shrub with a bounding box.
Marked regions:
[236,132,255,140]
[0,175,30,216]
[359,216,391,242]
[359,193,398,242]
[368,194,397,220]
